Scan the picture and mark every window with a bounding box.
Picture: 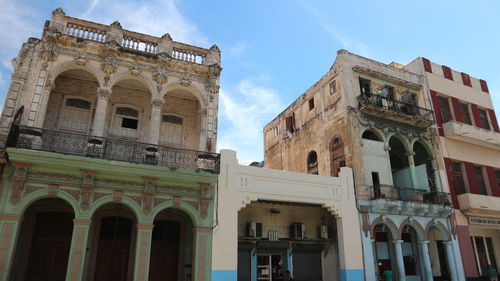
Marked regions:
[308,98,315,110]
[359,78,371,96]
[58,97,91,133]
[285,113,296,133]
[478,109,490,130]
[330,136,345,177]
[329,80,337,95]
[160,114,184,147]
[438,96,452,123]
[65,98,91,110]
[273,127,279,137]
[112,106,139,138]
[459,103,472,125]
[474,166,488,195]
[452,162,467,195]
[495,170,500,191]
[307,151,318,175]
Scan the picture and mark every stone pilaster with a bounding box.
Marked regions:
[418,240,433,281]
[133,224,154,281]
[92,87,111,137]
[0,214,23,281]
[193,227,212,281]
[66,219,91,281]
[392,240,406,281]
[148,97,163,145]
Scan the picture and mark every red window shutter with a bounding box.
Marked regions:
[486,166,500,196]
[470,104,482,128]
[464,162,480,194]
[285,116,292,132]
[429,90,444,136]
[479,79,489,93]
[443,158,459,208]
[450,97,463,123]
[488,109,500,132]
[422,58,432,73]
[461,72,472,87]
[442,65,453,80]
[206,138,212,152]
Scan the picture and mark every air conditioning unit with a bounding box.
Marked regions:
[319,224,332,240]
[290,223,305,239]
[247,222,263,238]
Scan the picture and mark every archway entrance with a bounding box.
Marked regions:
[12,199,74,281]
[90,204,136,281]
[373,224,396,279]
[149,208,193,281]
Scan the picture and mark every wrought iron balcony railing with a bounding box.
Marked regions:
[7,126,220,174]
[357,93,434,122]
[372,185,451,206]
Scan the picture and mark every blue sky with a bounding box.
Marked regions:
[1,0,499,163]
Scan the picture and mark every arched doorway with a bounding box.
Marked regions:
[149,208,194,281]
[400,225,422,279]
[89,204,137,281]
[330,136,345,177]
[12,198,74,281]
[373,224,396,280]
[388,137,411,199]
[413,141,435,191]
[427,226,451,281]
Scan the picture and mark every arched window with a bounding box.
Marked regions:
[160,114,184,147]
[58,97,92,133]
[330,136,345,177]
[307,151,318,175]
[111,105,139,138]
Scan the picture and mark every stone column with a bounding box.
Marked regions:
[418,240,433,281]
[92,87,111,137]
[431,159,443,192]
[35,79,56,128]
[198,107,208,151]
[392,240,406,281]
[133,224,154,281]
[148,97,163,145]
[192,227,212,281]
[66,219,91,281]
[0,214,23,281]
[444,241,458,281]
[406,151,418,189]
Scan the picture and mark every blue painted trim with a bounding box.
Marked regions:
[251,248,257,281]
[287,248,293,275]
[212,270,237,281]
[340,269,364,281]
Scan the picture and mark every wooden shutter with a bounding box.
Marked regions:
[464,162,480,194]
[486,166,500,197]
[479,79,489,93]
[461,73,472,87]
[422,58,432,73]
[470,104,482,128]
[443,158,459,208]
[429,90,444,136]
[442,66,453,80]
[450,97,463,123]
[487,110,499,132]
[285,116,292,132]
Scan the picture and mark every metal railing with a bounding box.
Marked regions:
[8,126,220,174]
[357,93,434,122]
[372,185,450,205]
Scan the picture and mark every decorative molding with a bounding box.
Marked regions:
[200,198,209,219]
[92,192,108,202]
[23,185,43,196]
[154,197,168,207]
[101,54,118,74]
[63,188,80,202]
[153,67,168,85]
[75,51,88,65]
[173,196,182,208]
[179,73,192,86]
[32,171,80,181]
[126,195,142,207]
[129,63,142,76]
[81,187,92,210]
[11,181,24,205]
[48,183,59,198]
[186,200,199,210]
[113,190,123,203]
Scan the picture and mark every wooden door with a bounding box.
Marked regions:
[24,211,74,281]
[149,220,181,281]
[58,98,91,133]
[94,217,133,281]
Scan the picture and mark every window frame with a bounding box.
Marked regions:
[459,102,472,125]
[478,108,490,130]
[57,95,93,134]
[438,96,452,123]
[111,104,141,137]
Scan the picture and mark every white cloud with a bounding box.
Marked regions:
[228,41,247,57]
[218,78,284,163]
[299,1,371,57]
[84,0,209,47]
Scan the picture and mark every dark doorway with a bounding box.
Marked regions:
[24,211,73,281]
[149,220,181,281]
[94,216,133,281]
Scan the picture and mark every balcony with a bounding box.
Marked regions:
[357,94,434,128]
[443,120,500,149]
[7,126,220,174]
[368,185,452,217]
[457,193,500,216]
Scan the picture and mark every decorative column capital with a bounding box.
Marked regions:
[392,239,404,244]
[136,223,155,230]
[443,240,454,245]
[405,151,416,157]
[151,97,164,109]
[418,240,430,245]
[97,87,112,100]
[73,219,92,226]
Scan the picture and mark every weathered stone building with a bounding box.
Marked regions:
[264,50,465,281]
[0,9,221,281]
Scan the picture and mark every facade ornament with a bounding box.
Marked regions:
[97,87,112,100]
[113,190,123,203]
[151,97,164,109]
[48,184,59,198]
[199,182,211,196]
[153,67,168,85]
[52,7,66,16]
[200,198,209,219]
[129,63,142,76]
[102,54,118,74]
[209,44,221,53]
[205,80,219,95]
[110,21,122,29]
[208,63,222,78]
[179,73,192,86]
[104,74,111,86]
[45,79,56,91]
[161,33,172,41]
[40,44,57,62]
[10,181,24,205]
[81,187,92,210]
[173,196,182,208]
[75,51,88,65]
[157,52,172,66]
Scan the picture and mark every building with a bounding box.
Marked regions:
[0,9,221,281]
[264,50,465,281]
[405,58,500,281]
[212,150,364,281]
